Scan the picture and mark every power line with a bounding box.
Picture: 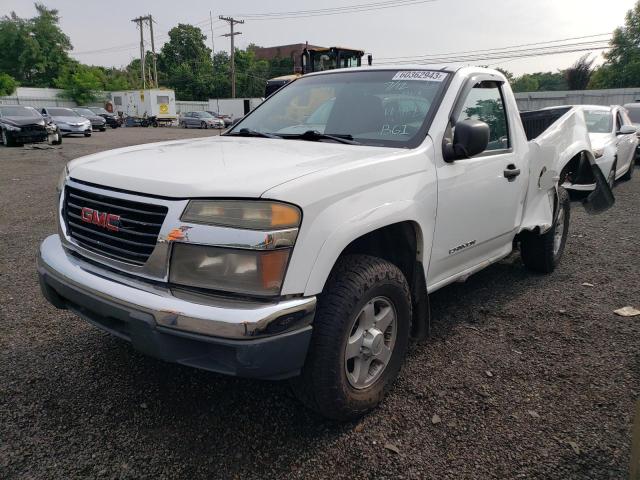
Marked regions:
[374,40,611,64]
[375,32,612,61]
[231,0,438,20]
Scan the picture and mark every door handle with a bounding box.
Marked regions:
[504,164,521,180]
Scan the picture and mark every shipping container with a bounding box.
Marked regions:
[109,89,177,119]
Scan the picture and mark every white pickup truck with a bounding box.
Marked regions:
[38,66,612,420]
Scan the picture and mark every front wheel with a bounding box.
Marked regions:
[292,255,411,420]
[2,129,16,147]
[621,158,634,181]
[200,121,207,129]
[520,186,570,273]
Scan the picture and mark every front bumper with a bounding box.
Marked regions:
[8,130,48,143]
[59,124,91,134]
[37,234,316,379]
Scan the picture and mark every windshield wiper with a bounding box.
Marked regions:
[281,130,360,145]
[226,128,281,139]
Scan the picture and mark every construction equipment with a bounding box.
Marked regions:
[265,47,370,97]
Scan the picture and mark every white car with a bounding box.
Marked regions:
[41,107,92,137]
[558,105,637,190]
[38,66,612,420]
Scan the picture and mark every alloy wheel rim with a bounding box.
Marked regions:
[553,204,565,255]
[344,296,397,390]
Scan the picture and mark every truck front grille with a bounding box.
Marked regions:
[63,185,168,266]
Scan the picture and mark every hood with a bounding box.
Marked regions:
[1,116,45,127]
[588,132,613,150]
[68,136,400,198]
[82,115,104,122]
[53,116,89,124]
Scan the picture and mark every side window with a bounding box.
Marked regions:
[456,81,510,151]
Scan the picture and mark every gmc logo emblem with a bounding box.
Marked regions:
[80,207,120,232]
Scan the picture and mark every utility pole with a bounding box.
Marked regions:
[218,15,244,98]
[146,15,158,88]
[131,16,147,89]
[209,11,215,77]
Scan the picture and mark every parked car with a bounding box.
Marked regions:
[553,105,636,191]
[180,111,225,129]
[206,110,233,127]
[623,102,640,162]
[39,66,612,421]
[85,106,121,128]
[41,107,92,137]
[72,107,107,132]
[0,105,61,146]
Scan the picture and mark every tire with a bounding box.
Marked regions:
[607,159,617,189]
[520,186,570,273]
[621,158,634,181]
[100,127,106,132]
[181,121,187,129]
[2,129,16,147]
[201,121,207,129]
[291,254,412,420]
[52,133,62,145]
[84,131,91,137]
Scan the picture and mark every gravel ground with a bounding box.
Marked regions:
[1,128,639,479]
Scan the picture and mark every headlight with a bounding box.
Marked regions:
[173,200,301,296]
[170,244,290,296]
[57,165,69,193]
[181,200,301,230]
[593,147,604,159]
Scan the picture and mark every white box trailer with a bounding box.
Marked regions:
[208,98,263,121]
[109,89,177,119]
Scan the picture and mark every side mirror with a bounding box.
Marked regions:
[443,119,490,162]
[617,125,637,135]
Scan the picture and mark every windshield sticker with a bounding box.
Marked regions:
[391,71,447,82]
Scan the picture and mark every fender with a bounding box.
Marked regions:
[302,201,425,295]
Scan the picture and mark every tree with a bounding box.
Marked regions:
[0,73,18,96]
[512,75,539,93]
[564,54,595,90]
[589,1,640,88]
[157,24,215,100]
[55,64,102,104]
[0,4,72,87]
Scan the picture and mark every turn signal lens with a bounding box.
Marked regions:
[182,200,301,230]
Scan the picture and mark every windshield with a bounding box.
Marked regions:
[197,112,214,118]
[90,107,109,115]
[48,107,78,117]
[0,106,40,117]
[74,108,95,116]
[584,110,613,133]
[626,107,640,123]
[231,69,449,148]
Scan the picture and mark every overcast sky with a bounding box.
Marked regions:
[2,0,637,75]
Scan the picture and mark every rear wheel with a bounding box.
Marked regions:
[520,186,570,273]
[201,121,207,129]
[292,255,411,420]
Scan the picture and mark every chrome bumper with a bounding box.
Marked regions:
[37,234,316,340]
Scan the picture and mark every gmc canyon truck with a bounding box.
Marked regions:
[38,66,612,420]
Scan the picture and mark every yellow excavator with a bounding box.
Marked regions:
[265,47,370,97]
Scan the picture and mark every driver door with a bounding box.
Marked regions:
[428,79,528,289]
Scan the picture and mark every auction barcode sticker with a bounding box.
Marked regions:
[391,71,447,82]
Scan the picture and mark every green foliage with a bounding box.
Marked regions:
[0,73,18,96]
[511,72,567,93]
[0,4,72,87]
[564,54,595,90]
[588,1,640,88]
[55,64,102,104]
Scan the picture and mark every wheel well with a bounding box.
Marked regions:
[560,151,595,185]
[338,221,429,340]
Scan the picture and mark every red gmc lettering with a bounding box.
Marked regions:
[80,207,120,232]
